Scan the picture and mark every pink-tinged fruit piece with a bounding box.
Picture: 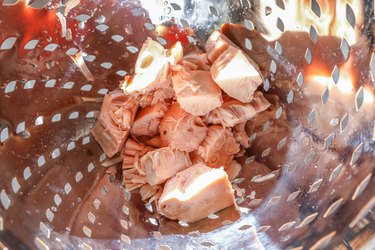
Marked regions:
[183,52,211,71]
[158,163,235,222]
[166,41,183,66]
[131,100,170,136]
[122,167,146,191]
[225,160,242,181]
[140,184,163,204]
[205,30,239,63]
[139,147,192,186]
[122,138,154,157]
[210,46,262,103]
[121,140,155,191]
[198,125,240,168]
[206,92,271,127]
[122,65,174,108]
[145,135,163,148]
[91,90,138,158]
[122,38,174,107]
[121,138,154,170]
[232,122,250,148]
[172,70,223,116]
[123,38,166,93]
[189,150,205,165]
[159,102,208,152]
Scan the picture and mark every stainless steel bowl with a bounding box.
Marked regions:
[0,0,374,249]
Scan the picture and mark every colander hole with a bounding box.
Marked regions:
[82,243,92,250]
[116,70,127,76]
[323,198,344,218]
[88,212,96,224]
[81,85,92,91]
[84,55,96,62]
[82,226,92,237]
[93,198,101,209]
[44,43,58,52]
[46,208,54,222]
[23,167,31,180]
[297,213,318,228]
[63,82,74,89]
[34,237,49,250]
[66,48,79,56]
[120,234,131,244]
[352,173,372,200]
[24,39,39,50]
[87,163,95,172]
[51,148,61,159]
[98,89,108,95]
[11,177,20,193]
[101,62,112,69]
[308,179,323,193]
[4,81,16,93]
[122,205,129,215]
[0,37,17,50]
[111,35,124,42]
[64,183,72,194]
[35,116,44,126]
[120,219,128,230]
[24,80,35,89]
[0,190,10,210]
[75,14,91,22]
[69,112,79,119]
[75,172,83,182]
[287,191,301,201]
[16,122,26,134]
[52,114,61,123]
[54,194,62,206]
[67,142,76,151]
[37,155,46,167]
[82,136,90,145]
[278,221,295,232]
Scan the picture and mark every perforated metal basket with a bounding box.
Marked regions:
[0,0,374,249]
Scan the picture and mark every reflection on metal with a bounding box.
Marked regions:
[0,190,11,210]
[352,173,372,200]
[350,142,364,166]
[310,231,336,250]
[34,237,50,250]
[268,196,281,205]
[0,0,373,249]
[308,179,323,193]
[82,243,93,250]
[0,240,7,250]
[296,213,318,228]
[287,191,301,201]
[256,225,271,233]
[329,164,343,182]
[349,196,375,228]
[121,234,131,245]
[278,221,295,232]
[39,222,51,239]
[323,198,344,218]
[82,226,92,238]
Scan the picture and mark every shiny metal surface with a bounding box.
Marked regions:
[0,0,374,249]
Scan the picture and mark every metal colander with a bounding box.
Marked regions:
[0,0,374,249]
